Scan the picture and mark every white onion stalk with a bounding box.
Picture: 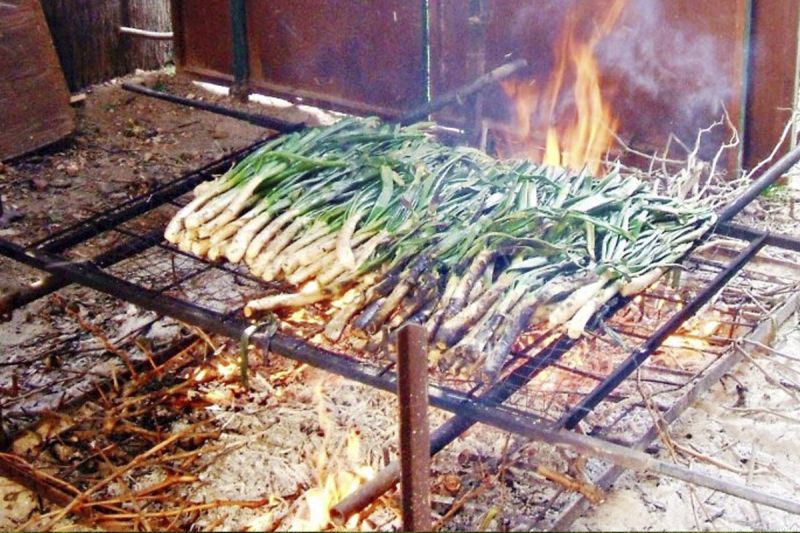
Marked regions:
[274,223,331,275]
[208,204,266,246]
[245,289,330,317]
[287,233,339,270]
[244,208,301,263]
[620,267,666,297]
[424,275,461,339]
[335,211,363,270]
[190,238,211,258]
[198,196,260,240]
[164,176,238,242]
[566,279,623,339]
[323,291,366,341]
[224,199,290,264]
[196,165,285,238]
[286,248,338,286]
[184,186,241,230]
[547,274,610,327]
[207,237,233,262]
[318,231,383,286]
[250,216,311,279]
[177,228,198,253]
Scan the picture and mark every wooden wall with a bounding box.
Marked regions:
[172,0,426,118]
[41,0,173,91]
[744,0,800,168]
[171,0,800,172]
[1,0,74,161]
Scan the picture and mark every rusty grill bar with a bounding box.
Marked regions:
[3,134,800,527]
[3,138,798,428]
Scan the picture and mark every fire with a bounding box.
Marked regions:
[215,356,241,380]
[288,384,375,530]
[183,354,242,384]
[663,314,720,354]
[499,0,627,175]
[287,307,326,326]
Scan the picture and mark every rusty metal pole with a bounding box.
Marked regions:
[396,324,432,531]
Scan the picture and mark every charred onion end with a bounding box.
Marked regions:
[363,267,423,335]
[387,280,438,330]
[442,249,496,322]
[423,275,461,340]
[434,274,513,348]
[352,296,386,333]
[324,292,366,342]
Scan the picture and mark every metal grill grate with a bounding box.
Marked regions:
[3,135,800,528]
[2,138,794,429]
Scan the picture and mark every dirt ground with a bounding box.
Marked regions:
[1,70,800,531]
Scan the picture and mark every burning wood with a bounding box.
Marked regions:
[164,117,717,382]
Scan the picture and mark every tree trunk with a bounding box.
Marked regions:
[40,0,172,91]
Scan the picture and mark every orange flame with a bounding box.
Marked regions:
[663,315,720,354]
[288,384,375,530]
[500,0,627,175]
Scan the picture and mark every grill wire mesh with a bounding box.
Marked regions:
[14,139,794,441]
[2,137,800,529]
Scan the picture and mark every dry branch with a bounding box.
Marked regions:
[536,465,604,504]
[0,452,82,508]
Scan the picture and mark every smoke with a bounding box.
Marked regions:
[498,0,737,159]
[593,0,735,152]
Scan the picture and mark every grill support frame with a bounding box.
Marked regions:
[2,125,800,528]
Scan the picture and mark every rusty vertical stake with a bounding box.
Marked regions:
[397,323,432,531]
